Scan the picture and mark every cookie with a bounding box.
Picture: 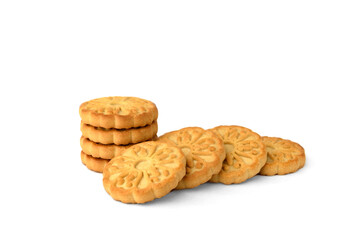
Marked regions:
[260,137,305,176]
[79,96,158,129]
[209,125,267,184]
[158,127,225,190]
[103,141,186,203]
[80,135,158,159]
[80,120,158,145]
[80,136,130,159]
[81,151,109,173]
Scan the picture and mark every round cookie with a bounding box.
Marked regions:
[80,135,158,160]
[209,125,267,184]
[260,136,305,176]
[159,127,225,190]
[80,136,130,159]
[79,96,158,129]
[80,120,158,145]
[103,141,186,204]
[81,151,109,173]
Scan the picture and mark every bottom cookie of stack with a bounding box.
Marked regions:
[81,151,110,173]
[80,136,158,173]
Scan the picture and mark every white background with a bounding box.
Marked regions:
[0,0,358,239]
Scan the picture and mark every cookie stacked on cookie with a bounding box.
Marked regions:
[79,96,158,173]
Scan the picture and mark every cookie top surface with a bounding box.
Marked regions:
[262,137,304,163]
[79,96,158,129]
[81,96,155,115]
[159,127,225,189]
[103,141,186,203]
[260,136,305,175]
[209,125,267,184]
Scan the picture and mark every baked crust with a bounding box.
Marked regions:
[79,96,158,129]
[159,127,225,190]
[102,141,186,203]
[80,120,158,145]
[81,151,109,173]
[260,136,305,176]
[209,125,267,184]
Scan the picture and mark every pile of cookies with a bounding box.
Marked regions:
[79,96,158,173]
[79,96,306,204]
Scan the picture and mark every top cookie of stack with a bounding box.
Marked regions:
[79,96,158,172]
[80,96,158,130]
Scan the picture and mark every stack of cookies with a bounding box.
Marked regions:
[79,96,158,173]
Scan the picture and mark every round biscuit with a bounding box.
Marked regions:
[81,151,109,173]
[159,127,225,190]
[209,125,267,184]
[260,136,305,176]
[103,141,186,204]
[80,135,158,159]
[79,96,158,129]
[80,120,158,145]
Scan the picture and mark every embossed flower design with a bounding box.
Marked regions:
[212,127,264,172]
[107,144,182,189]
[163,128,221,173]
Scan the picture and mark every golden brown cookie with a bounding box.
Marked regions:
[80,135,158,159]
[80,136,130,159]
[79,96,158,129]
[158,127,225,190]
[80,120,158,145]
[81,151,109,173]
[209,125,267,184]
[103,141,186,204]
[260,136,305,176]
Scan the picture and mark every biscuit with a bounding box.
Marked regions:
[103,141,186,203]
[80,120,158,145]
[260,137,305,176]
[80,136,130,159]
[80,135,158,159]
[209,125,267,184]
[158,127,225,190]
[79,96,158,129]
[81,151,109,173]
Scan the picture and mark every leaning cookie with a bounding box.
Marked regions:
[103,141,186,204]
[209,125,267,184]
[259,136,305,176]
[158,127,225,190]
[79,96,158,129]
